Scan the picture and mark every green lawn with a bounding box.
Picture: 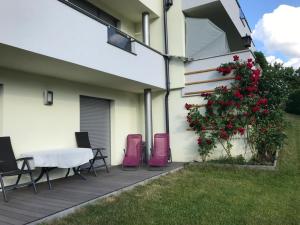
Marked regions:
[46,114,300,225]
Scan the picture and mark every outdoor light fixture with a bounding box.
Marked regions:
[242,34,252,48]
[43,90,53,105]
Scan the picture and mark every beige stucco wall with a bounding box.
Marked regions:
[0,68,143,166]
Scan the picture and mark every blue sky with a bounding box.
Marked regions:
[239,0,300,64]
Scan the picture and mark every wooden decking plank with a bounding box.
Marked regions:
[0,208,36,223]
[8,194,73,209]
[3,200,60,214]
[0,204,45,218]
[0,214,26,225]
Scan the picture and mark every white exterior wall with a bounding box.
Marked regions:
[0,68,142,166]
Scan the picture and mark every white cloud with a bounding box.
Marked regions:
[266,56,284,65]
[284,58,300,68]
[253,5,300,69]
[266,55,300,69]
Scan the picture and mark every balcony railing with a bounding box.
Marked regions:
[107,26,134,54]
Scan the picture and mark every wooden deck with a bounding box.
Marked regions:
[0,163,183,225]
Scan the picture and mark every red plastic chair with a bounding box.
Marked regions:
[122,134,142,168]
[148,133,169,168]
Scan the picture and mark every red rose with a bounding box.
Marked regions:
[207,100,214,106]
[248,58,253,63]
[220,130,229,140]
[257,98,268,106]
[185,103,192,110]
[233,55,239,61]
[217,66,232,75]
[235,103,241,109]
[263,109,269,115]
[247,62,253,69]
[187,115,192,123]
[237,127,245,135]
[230,100,235,106]
[206,139,212,145]
[221,86,228,93]
[246,86,257,93]
[198,137,203,145]
[226,123,234,130]
[234,90,244,100]
[252,69,260,76]
[252,106,260,113]
[235,75,242,81]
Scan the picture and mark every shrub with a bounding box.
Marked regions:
[286,90,300,115]
[185,55,288,163]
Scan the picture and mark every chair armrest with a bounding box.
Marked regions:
[16,157,34,162]
[16,157,34,171]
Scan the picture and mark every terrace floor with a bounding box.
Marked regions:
[0,163,184,225]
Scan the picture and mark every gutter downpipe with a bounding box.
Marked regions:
[163,0,172,133]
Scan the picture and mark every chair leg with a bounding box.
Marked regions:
[88,157,96,172]
[29,171,37,193]
[0,175,8,202]
[15,174,22,186]
[103,158,109,173]
[89,160,97,177]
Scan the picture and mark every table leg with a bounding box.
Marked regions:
[35,168,46,183]
[72,167,86,180]
[45,168,52,190]
[65,168,71,178]
[35,167,54,190]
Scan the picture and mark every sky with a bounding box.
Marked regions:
[239,0,300,68]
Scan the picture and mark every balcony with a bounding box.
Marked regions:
[182,0,254,52]
[0,0,165,92]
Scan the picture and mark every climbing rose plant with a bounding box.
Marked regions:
[185,55,272,162]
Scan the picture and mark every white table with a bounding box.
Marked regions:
[19,148,94,189]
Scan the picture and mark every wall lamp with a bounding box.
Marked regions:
[43,90,53,106]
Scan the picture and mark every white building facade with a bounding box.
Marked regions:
[0,0,255,167]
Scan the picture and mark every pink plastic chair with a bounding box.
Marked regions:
[148,133,170,168]
[122,134,142,168]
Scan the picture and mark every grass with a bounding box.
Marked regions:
[45,114,300,225]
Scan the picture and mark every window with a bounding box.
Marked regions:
[67,0,119,27]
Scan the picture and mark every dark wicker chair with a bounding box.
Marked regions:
[0,137,37,202]
[75,132,109,176]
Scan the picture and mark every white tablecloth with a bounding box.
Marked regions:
[19,148,94,169]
